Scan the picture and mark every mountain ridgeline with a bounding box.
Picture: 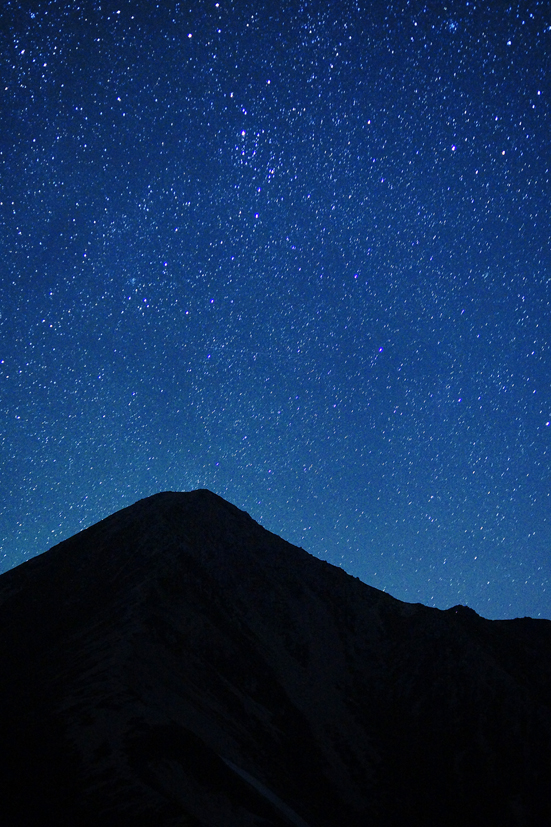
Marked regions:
[0,490,550,826]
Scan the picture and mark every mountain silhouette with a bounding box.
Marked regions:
[0,489,550,826]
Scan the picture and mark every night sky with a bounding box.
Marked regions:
[2,1,550,619]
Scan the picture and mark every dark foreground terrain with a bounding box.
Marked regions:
[0,489,550,826]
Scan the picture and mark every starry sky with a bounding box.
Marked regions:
[2,0,550,619]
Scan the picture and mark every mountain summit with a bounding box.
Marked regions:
[1,489,550,826]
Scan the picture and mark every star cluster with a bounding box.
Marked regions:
[2,0,550,618]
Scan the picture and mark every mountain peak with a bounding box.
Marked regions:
[1,491,550,826]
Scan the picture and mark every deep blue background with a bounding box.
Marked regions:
[2,0,550,618]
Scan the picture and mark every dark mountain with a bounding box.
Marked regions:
[0,490,550,826]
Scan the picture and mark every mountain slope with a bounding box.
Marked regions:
[0,489,550,826]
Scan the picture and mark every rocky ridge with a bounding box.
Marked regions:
[0,489,550,826]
